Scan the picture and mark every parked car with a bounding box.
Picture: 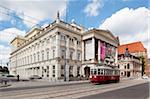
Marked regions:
[142,75,149,79]
[29,75,42,80]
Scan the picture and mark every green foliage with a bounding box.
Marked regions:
[139,56,145,76]
[0,66,9,73]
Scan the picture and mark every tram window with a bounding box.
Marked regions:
[101,70,103,75]
[90,69,93,75]
[104,70,107,75]
[94,69,97,75]
[98,69,100,75]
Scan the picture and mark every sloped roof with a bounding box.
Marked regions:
[118,41,147,54]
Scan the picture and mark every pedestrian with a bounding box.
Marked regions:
[17,75,20,81]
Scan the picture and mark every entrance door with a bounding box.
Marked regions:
[127,71,130,77]
[84,67,90,78]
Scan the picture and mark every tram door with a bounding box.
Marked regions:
[84,67,90,78]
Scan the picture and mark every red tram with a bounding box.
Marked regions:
[90,64,120,83]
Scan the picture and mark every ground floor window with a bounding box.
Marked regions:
[61,65,64,77]
[77,67,80,77]
[53,65,55,77]
[127,71,130,77]
[69,66,73,77]
[42,67,44,77]
[47,66,49,77]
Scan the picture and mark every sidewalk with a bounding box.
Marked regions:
[0,80,90,91]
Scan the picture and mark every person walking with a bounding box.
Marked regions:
[17,75,20,81]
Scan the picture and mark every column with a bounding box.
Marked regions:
[115,48,118,64]
[74,38,77,60]
[55,63,60,80]
[65,35,69,81]
[66,35,70,59]
[74,38,78,77]
[40,66,42,77]
[49,36,52,59]
[73,65,77,77]
[49,65,52,79]
[56,32,60,58]
[98,40,101,63]
[92,37,95,61]
[82,41,84,61]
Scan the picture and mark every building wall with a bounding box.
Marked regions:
[118,56,141,78]
[10,21,82,80]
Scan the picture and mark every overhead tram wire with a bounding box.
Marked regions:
[0,4,42,22]
[0,5,44,31]
[0,10,40,27]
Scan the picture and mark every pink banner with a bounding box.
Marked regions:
[100,41,105,61]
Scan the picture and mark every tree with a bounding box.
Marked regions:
[0,66,2,72]
[139,56,145,76]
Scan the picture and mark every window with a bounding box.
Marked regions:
[27,56,29,64]
[25,57,27,64]
[69,66,73,77]
[30,55,32,63]
[70,51,73,60]
[42,67,44,77]
[94,69,97,75]
[61,65,64,77]
[101,70,103,75]
[124,65,126,69]
[53,50,55,58]
[90,69,93,75]
[98,69,100,75]
[34,53,36,62]
[46,38,50,44]
[77,53,80,60]
[41,50,44,61]
[46,49,49,60]
[118,65,120,68]
[47,66,49,77]
[53,65,55,77]
[77,67,80,76]
[61,50,65,59]
[124,71,126,76]
[37,52,40,61]
[42,41,44,46]
[127,63,130,69]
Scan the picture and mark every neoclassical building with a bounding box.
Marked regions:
[10,14,119,80]
[82,29,119,78]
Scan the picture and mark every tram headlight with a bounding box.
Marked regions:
[89,75,92,78]
[94,75,97,78]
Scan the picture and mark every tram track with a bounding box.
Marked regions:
[1,79,147,99]
[0,83,96,99]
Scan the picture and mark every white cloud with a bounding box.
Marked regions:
[0,28,26,43]
[99,7,150,57]
[0,45,11,66]
[0,0,67,27]
[0,28,25,66]
[84,0,103,16]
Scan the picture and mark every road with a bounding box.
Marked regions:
[79,82,149,99]
[0,79,149,99]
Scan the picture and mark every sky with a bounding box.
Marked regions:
[0,0,149,66]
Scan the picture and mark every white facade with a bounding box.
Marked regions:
[10,17,83,80]
[118,54,142,78]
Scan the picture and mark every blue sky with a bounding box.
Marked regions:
[0,0,149,65]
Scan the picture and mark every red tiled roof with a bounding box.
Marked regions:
[118,41,147,54]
